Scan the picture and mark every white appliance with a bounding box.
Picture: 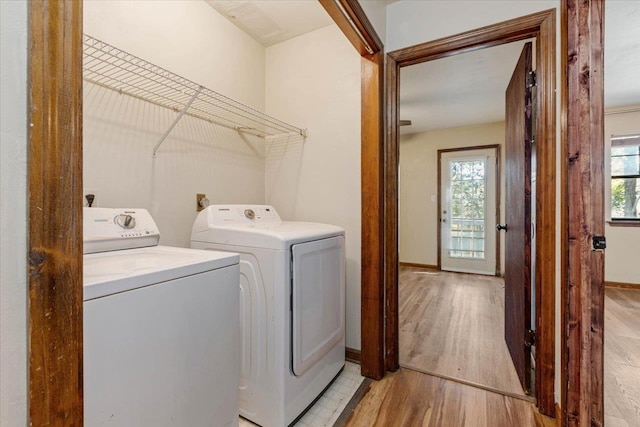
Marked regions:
[83,207,240,427]
[191,205,346,427]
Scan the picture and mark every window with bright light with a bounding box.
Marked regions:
[449,159,487,258]
[610,134,640,222]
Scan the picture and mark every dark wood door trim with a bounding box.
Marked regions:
[28,0,84,424]
[385,9,556,416]
[319,0,386,380]
[561,0,605,425]
[385,53,400,372]
[436,145,501,275]
[319,0,382,57]
[359,50,385,380]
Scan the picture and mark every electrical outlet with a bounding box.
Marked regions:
[84,189,98,207]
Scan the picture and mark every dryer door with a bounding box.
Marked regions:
[291,235,345,376]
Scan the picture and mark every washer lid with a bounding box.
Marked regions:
[83,245,239,301]
[191,221,344,250]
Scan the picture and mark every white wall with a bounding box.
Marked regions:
[265,25,362,350]
[399,122,506,273]
[604,108,640,285]
[0,0,28,425]
[83,0,267,247]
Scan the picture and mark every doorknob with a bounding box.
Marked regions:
[496,224,508,232]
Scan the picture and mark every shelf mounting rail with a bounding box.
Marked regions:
[82,34,307,155]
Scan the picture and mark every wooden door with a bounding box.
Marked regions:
[503,42,533,393]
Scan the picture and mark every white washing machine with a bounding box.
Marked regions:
[191,205,346,427]
[83,208,240,427]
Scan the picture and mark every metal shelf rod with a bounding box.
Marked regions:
[153,86,203,157]
[82,34,307,150]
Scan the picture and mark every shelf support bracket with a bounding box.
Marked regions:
[152,86,203,157]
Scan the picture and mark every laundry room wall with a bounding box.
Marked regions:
[83,1,267,247]
[0,0,28,424]
[399,122,507,274]
[604,108,640,286]
[264,25,362,350]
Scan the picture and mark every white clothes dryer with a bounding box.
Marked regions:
[191,205,346,427]
[83,208,240,427]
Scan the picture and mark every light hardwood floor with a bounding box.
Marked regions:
[605,287,640,427]
[398,267,525,397]
[344,368,556,427]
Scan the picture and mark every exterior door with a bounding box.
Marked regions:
[503,42,533,393]
[440,148,498,275]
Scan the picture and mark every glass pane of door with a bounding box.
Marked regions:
[449,158,487,259]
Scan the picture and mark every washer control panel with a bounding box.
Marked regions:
[84,207,160,254]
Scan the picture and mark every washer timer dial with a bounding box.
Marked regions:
[115,214,136,229]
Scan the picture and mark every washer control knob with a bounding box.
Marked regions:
[244,209,255,220]
[115,214,136,229]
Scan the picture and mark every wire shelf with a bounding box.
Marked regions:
[83,34,306,150]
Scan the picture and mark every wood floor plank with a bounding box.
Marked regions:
[605,287,640,426]
[344,368,549,427]
[399,267,525,397]
[604,415,630,427]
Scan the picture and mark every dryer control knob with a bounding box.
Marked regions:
[115,214,136,229]
[244,209,255,220]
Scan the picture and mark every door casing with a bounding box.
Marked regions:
[560,0,606,425]
[384,10,556,416]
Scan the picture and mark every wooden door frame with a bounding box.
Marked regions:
[561,0,605,425]
[385,10,557,416]
[28,0,84,424]
[436,145,502,275]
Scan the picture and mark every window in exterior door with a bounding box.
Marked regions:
[611,134,640,221]
[449,158,487,259]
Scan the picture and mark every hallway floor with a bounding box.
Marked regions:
[345,368,555,427]
[398,267,525,397]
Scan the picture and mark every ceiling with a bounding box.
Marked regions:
[205,1,640,135]
[399,41,531,135]
[205,0,333,47]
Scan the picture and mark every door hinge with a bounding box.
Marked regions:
[525,329,536,347]
[526,70,537,88]
[592,235,607,250]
